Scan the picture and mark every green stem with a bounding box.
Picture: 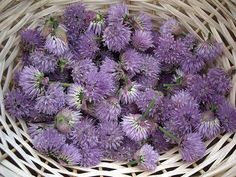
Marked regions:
[61,82,71,87]
[127,160,138,166]
[163,83,179,87]
[139,98,156,120]
[158,126,179,143]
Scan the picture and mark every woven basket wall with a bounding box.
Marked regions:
[0,0,236,177]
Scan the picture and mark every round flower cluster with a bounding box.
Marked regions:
[4,3,236,171]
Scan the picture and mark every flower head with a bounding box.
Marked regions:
[4,89,35,119]
[100,57,118,77]
[181,54,205,74]
[70,119,99,148]
[88,13,106,36]
[121,49,143,74]
[154,34,188,66]
[107,4,128,24]
[135,89,163,116]
[150,130,173,153]
[171,90,198,108]
[33,128,66,156]
[19,66,45,98]
[72,59,97,84]
[45,34,68,56]
[217,102,236,133]
[119,82,141,104]
[56,144,81,165]
[77,32,99,59]
[196,39,223,62]
[95,97,121,121]
[134,144,159,171]
[122,114,152,142]
[55,108,81,133]
[30,50,57,73]
[20,29,44,51]
[187,75,215,103]
[196,111,221,140]
[141,54,161,78]
[98,121,124,150]
[166,101,200,136]
[79,147,103,167]
[103,24,131,52]
[179,133,206,162]
[35,83,66,115]
[132,30,153,51]
[27,123,53,139]
[160,19,182,35]
[132,13,152,31]
[83,71,115,102]
[105,137,141,161]
[63,3,88,36]
[207,68,231,95]
[66,84,85,110]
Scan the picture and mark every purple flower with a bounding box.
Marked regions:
[20,29,44,51]
[207,68,231,95]
[132,30,153,51]
[100,57,118,77]
[66,84,84,109]
[141,54,161,78]
[150,130,173,153]
[119,82,141,104]
[187,75,215,103]
[136,75,159,88]
[182,33,197,51]
[33,128,66,156]
[121,49,143,74]
[171,90,198,108]
[196,111,221,140]
[132,13,152,31]
[134,144,159,171]
[88,13,105,36]
[105,137,141,161]
[19,66,45,98]
[217,102,236,133]
[63,3,88,37]
[27,123,53,139]
[196,40,223,62]
[154,34,187,65]
[181,54,205,74]
[166,101,200,136]
[160,19,182,35]
[121,114,152,142]
[4,89,34,119]
[56,144,81,165]
[179,133,206,162]
[77,32,99,59]
[83,71,115,102]
[57,51,75,70]
[79,147,102,167]
[95,97,121,122]
[30,50,57,73]
[70,119,99,148]
[72,59,97,84]
[55,108,81,134]
[135,89,163,116]
[103,24,131,52]
[45,34,68,56]
[35,83,66,115]
[107,4,128,24]
[98,121,124,150]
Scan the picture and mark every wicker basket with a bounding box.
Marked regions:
[1,0,236,176]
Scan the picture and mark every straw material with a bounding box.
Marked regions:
[0,0,236,176]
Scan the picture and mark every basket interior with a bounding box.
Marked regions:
[0,0,236,177]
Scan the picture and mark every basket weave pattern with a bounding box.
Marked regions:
[0,0,236,177]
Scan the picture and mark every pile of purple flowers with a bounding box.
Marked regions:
[4,3,236,171]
